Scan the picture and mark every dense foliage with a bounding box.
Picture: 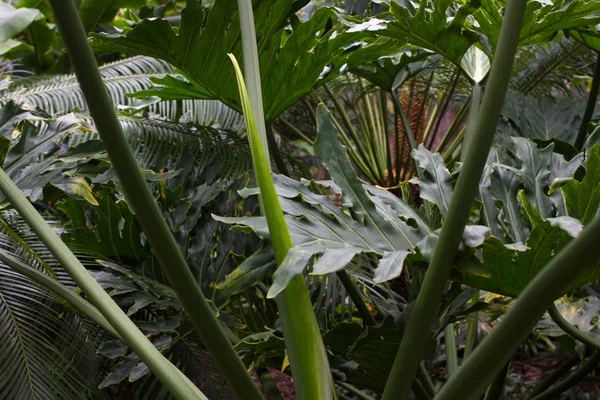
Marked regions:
[1,0,600,399]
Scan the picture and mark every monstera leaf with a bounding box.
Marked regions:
[382,0,480,66]
[90,0,398,121]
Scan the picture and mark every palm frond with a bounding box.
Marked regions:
[2,56,244,131]
[0,210,101,399]
[511,36,594,98]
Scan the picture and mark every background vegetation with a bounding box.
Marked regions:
[1,0,600,398]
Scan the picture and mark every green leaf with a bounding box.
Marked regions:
[409,144,453,215]
[351,49,436,91]
[57,191,149,263]
[90,1,396,120]
[383,0,480,66]
[569,26,600,52]
[0,211,100,399]
[78,0,146,33]
[0,3,42,42]
[475,0,600,50]
[562,141,600,224]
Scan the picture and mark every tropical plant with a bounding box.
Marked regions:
[2,0,600,399]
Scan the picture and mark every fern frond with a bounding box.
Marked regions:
[2,56,244,131]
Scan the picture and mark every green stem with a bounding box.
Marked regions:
[425,68,460,149]
[265,123,290,176]
[461,84,483,162]
[437,208,600,398]
[336,269,376,326]
[325,85,380,179]
[548,304,600,352]
[237,0,270,165]
[411,378,432,400]
[278,118,314,144]
[380,1,526,398]
[0,167,205,400]
[530,352,600,400]
[463,291,480,360]
[230,56,334,400]
[482,363,509,400]
[0,249,120,340]
[526,355,581,399]
[48,2,262,399]
[257,368,284,400]
[336,381,376,400]
[574,54,600,151]
[417,362,436,398]
[444,324,458,378]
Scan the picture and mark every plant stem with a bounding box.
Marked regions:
[278,118,314,144]
[444,324,458,377]
[266,123,290,176]
[527,355,581,399]
[425,68,460,149]
[391,93,421,178]
[460,83,481,162]
[411,377,432,400]
[380,1,526,398]
[417,362,436,398]
[230,55,334,400]
[0,168,206,400]
[482,363,509,400]
[237,0,270,165]
[574,54,600,151]
[0,249,120,340]
[530,352,600,400]
[336,269,376,325]
[436,213,600,399]
[336,381,376,400]
[463,291,480,360]
[48,2,262,399]
[548,303,600,352]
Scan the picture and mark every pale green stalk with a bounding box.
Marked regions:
[48,1,262,398]
[237,0,270,163]
[380,0,527,397]
[229,54,335,400]
[0,168,206,400]
[444,324,458,377]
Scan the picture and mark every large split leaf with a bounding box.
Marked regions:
[90,0,398,121]
[409,144,453,215]
[475,0,600,51]
[382,0,480,66]
[562,140,600,224]
[78,0,146,33]
[216,106,431,296]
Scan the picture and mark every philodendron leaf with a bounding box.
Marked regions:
[475,0,600,51]
[562,141,600,224]
[217,114,431,295]
[409,145,453,215]
[91,0,396,121]
[382,0,481,65]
